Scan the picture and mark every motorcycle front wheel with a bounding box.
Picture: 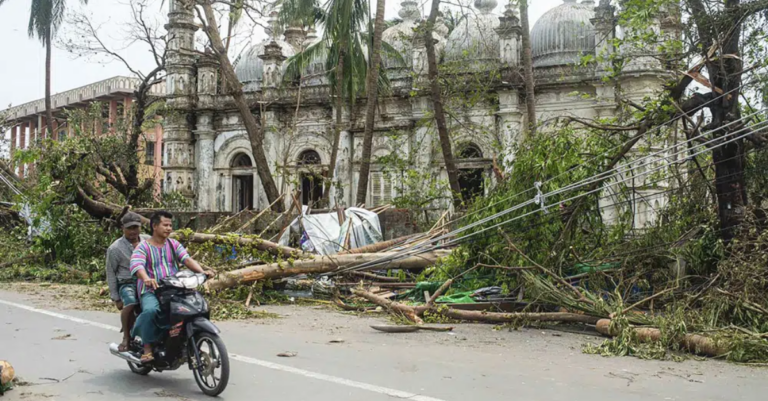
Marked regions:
[192,332,230,396]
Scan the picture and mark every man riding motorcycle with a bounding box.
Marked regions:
[106,212,150,352]
[130,210,213,363]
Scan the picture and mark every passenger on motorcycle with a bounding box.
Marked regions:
[130,210,213,363]
[106,212,150,352]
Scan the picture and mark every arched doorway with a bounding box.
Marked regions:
[231,153,254,212]
[457,143,485,202]
[298,149,324,206]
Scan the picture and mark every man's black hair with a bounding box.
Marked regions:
[149,210,174,235]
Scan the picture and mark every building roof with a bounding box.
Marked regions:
[1,76,165,123]
[531,0,596,68]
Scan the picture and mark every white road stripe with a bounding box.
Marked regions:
[0,297,447,401]
[230,354,445,401]
[0,298,120,332]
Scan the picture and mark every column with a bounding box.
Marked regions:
[497,90,523,171]
[194,112,215,211]
[10,124,17,168]
[30,119,37,145]
[124,97,133,117]
[52,120,59,141]
[333,130,353,207]
[163,0,199,201]
[18,123,27,178]
[39,116,47,141]
[163,114,195,198]
[28,119,37,175]
[154,123,163,198]
[410,97,433,170]
[109,100,118,132]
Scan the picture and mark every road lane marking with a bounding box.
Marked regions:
[0,298,120,332]
[0,298,447,401]
[230,354,445,401]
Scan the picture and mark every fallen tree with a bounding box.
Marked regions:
[206,250,451,291]
[594,319,729,357]
[171,232,303,259]
[350,288,601,325]
[338,233,421,255]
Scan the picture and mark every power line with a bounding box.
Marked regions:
[454,83,756,224]
[338,115,768,273]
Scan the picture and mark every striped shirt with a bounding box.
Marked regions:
[130,238,190,295]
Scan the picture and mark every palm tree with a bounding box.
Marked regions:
[282,0,401,206]
[424,0,461,208]
[0,0,89,139]
[354,0,387,205]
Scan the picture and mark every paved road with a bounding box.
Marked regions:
[1,288,766,401]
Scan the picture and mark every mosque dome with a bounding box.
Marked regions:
[234,39,296,90]
[444,0,500,62]
[381,0,421,68]
[530,0,596,68]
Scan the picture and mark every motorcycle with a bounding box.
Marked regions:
[109,270,230,396]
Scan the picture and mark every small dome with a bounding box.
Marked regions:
[298,28,328,86]
[382,1,449,69]
[234,39,296,91]
[381,0,421,68]
[530,0,596,68]
[444,0,500,62]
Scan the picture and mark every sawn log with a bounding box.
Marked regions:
[594,319,729,357]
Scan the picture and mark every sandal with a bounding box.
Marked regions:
[140,352,154,363]
[118,343,130,352]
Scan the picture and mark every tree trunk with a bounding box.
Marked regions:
[425,0,462,208]
[200,1,284,212]
[170,232,303,259]
[352,288,600,325]
[45,33,55,139]
[434,308,601,324]
[352,288,424,324]
[354,0,387,206]
[324,45,346,206]
[206,250,450,290]
[595,319,728,357]
[519,0,536,134]
[707,0,747,242]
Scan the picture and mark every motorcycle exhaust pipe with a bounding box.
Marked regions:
[109,343,143,365]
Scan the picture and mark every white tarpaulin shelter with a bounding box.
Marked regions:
[278,206,384,255]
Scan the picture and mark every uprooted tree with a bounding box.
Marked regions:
[50,0,169,211]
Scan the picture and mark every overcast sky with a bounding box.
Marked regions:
[0,0,563,110]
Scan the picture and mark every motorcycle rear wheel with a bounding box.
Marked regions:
[192,332,230,396]
[127,361,152,375]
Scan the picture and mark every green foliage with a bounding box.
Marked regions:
[30,205,115,265]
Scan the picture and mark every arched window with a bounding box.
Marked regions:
[458,143,483,159]
[231,153,253,212]
[231,153,253,168]
[456,143,484,204]
[298,149,321,166]
[297,149,323,205]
